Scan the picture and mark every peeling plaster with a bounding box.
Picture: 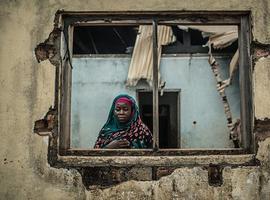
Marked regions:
[253,42,270,61]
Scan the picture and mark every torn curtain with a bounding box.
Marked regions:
[126,25,175,87]
[178,25,239,83]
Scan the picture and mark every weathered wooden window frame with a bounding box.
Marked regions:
[52,11,253,167]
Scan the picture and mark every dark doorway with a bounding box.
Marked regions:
[137,91,180,148]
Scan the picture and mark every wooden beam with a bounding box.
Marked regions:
[239,15,253,151]
[59,26,73,153]
[62,148,248,156]
[152,20,159,150]
[62,12,245,29]
[57,154,256,168]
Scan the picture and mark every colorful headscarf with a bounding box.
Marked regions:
[94,94,152,148]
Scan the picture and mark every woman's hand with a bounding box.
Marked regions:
[105,139,130,149]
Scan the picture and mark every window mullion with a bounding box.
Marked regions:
[152,19,159,150]
[239,15,253,151]
[60,25,73,153]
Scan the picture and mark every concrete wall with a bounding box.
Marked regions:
[0,0,270,199]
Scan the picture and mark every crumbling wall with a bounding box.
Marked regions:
[0,0,270,199]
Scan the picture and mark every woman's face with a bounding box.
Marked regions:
[114,102,132,123]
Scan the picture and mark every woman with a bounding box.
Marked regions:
[94,94,152,149]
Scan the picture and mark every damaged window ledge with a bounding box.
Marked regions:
[56,154,256,168]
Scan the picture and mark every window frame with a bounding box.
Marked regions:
[55,11,253,162]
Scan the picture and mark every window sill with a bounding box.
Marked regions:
[59,148,248,156]
[56,153,256,168]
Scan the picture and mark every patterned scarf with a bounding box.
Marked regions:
[94,94,152,148]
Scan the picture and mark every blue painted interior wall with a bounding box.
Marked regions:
[71,55,240,148]
[160,56,240,148]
